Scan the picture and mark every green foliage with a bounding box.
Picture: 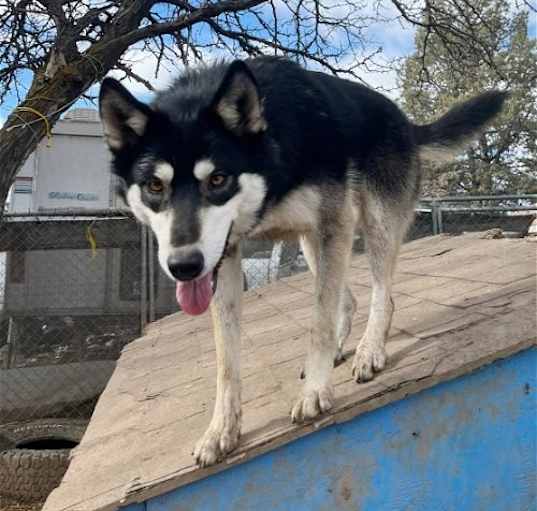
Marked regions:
[399,0,536,195]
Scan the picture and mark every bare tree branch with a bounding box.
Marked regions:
[0,0,533,209]
[116,62,155,90]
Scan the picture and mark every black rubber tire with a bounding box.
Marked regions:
[0,419,86,502]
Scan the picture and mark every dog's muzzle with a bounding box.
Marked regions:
[174,224,233,316]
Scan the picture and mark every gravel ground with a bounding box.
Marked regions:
[0,497,43,511]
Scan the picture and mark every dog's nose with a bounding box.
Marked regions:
[168,250,204,281]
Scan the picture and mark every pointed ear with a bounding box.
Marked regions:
[211,61,267,136]
[99,78,152,151]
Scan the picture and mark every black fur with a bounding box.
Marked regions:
[100,57,507,217]
[414,90,508,149]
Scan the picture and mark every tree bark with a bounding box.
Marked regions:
[0,0,151,214]
[0,68,99,212]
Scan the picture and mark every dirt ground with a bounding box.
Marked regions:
[0,497,42,511]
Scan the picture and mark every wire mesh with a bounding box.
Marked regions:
[0,211,143,424]
[0,196,535,426]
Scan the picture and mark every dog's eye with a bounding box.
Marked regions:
[208,173,228,189]
[147,178,164,194]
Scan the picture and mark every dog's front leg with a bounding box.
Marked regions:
[292,210,354,423]
[193,245,242,467]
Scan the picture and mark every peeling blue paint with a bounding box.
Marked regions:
[123,349,536,511]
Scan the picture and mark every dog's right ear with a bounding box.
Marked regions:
[99,78,152,152]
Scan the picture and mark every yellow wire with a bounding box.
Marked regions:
[85,224,97,259]
[14,106,52,146]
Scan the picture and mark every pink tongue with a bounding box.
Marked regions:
[176,272,213,315]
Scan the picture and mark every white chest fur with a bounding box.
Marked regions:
[249,185,321,240]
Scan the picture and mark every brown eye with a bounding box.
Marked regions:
[209,173,227,188]
[147,177,164,194]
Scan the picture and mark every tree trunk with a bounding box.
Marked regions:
[0,0,149,215]
[0,76,83,212]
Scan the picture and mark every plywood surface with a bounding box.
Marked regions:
[43,234,537,511]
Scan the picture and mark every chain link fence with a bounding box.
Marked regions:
[0,195,535,426]
[0,211,144,424]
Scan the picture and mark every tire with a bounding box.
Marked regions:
[0,419,87,502]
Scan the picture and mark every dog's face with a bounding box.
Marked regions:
[99,62,268,315]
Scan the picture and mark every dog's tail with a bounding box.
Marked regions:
[414,91,508,163]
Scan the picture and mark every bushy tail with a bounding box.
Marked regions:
[415,91,508,162]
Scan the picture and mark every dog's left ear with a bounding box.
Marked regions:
[211,60,267,136]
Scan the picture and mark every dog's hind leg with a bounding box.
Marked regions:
[193,245,243,467]
[300,234,356,366]
[292,197,355,423]
[335,287,357,363]
[352,191,413,382]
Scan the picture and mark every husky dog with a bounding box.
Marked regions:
[99,57,506,466]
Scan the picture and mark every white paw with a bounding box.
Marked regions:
[193,410,241,467]
[352,342,387,383]
[291,385,334,423]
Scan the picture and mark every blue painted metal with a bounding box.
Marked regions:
[124,349,536,511]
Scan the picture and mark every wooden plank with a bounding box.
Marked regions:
[43,235,537,511]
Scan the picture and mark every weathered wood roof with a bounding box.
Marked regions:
[43,233,536,511]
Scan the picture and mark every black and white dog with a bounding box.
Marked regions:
[99,57,506,466]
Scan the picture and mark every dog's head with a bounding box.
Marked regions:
[99,61,268,315]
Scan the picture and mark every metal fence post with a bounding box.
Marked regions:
[5,316,14,369]
[431,200,439,235]
[140,224,148,333]
[148,233,156,324]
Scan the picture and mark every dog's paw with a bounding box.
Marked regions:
[193,411,241,467]
[352,342,387,383]
[291,385,334,423]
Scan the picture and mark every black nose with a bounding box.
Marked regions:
[168,250,204,281]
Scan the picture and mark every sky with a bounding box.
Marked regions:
[0,1,419,126]
[0,0,535,126]
[99,1,420,98]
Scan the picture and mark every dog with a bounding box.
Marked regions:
[99,57,506,467]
